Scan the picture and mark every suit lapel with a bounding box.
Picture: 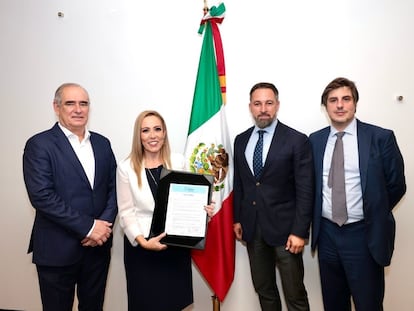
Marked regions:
[90,133,102,190]
[51,124,92,189]
[357,120,370,194]
[264,123,284,170]
[315,128,330,192]
[240,127,254,177]
[318,131,329,167]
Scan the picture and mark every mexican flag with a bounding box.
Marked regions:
[184,3,235,302]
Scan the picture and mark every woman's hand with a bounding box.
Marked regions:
[136,233,168,251]
[204,201,215,221]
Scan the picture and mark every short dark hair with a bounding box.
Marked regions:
[321,77,359,106]
[249,82,279,100]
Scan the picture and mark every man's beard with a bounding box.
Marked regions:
[255,115,275,129]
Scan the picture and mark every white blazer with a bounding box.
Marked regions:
[116,153,185,246]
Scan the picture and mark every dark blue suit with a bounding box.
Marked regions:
[309,119,406,310]
[234,121,314,311]
[234,122,314,245]
[23,122,117,310]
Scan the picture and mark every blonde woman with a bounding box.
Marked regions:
[117,110,213,310]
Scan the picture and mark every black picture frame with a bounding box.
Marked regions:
[149,168,214,249]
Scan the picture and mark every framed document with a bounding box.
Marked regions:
[149,168,214,249]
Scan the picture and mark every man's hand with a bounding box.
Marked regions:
[81,237,98,247]
[233,223,243,241]
[285,234,305,254]
[86,220,113,246]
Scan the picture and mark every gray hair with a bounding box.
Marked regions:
[53,83,89,106]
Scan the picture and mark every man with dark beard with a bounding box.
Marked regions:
[233,82,314,311]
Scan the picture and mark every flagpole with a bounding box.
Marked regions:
[203,0,209,15]
[212,295,220,311]
[202,0,210,32]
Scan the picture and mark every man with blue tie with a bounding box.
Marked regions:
[23,83,117,311]
[233,82,314,311]
[309,77,406,311]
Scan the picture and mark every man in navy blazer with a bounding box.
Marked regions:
[23,83,117,311]
[233,82,314,311]
[309,77,406,311]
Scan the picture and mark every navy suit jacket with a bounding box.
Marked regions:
[233,121,314,247]
[309,119,406,266]
[23,123,117,266]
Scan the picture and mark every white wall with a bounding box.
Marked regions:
[1,0,413,310]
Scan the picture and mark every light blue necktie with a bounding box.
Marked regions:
[253,130,265,179]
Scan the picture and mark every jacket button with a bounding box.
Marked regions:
[252,201,256,205]
[255,182,260,186]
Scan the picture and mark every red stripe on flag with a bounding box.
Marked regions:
[192,193,235,301]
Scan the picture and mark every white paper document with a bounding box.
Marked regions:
[164,183,208,237]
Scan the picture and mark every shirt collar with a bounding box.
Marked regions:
[329,118,356,137]
[254,119,278,135]
[58,123,91,142]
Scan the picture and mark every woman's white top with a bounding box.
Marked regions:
[116,153,185,246]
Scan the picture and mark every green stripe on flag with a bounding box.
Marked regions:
[187,22,222,135]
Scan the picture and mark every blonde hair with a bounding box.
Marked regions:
[129,110,172,187]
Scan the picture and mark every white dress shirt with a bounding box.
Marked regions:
[322,118,364,224]
[245,120,278,175]
[58,123,96,235]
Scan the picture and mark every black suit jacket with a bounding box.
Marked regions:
[309,119,406,266]
[23,123,117,266]
[233,121,314,246]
